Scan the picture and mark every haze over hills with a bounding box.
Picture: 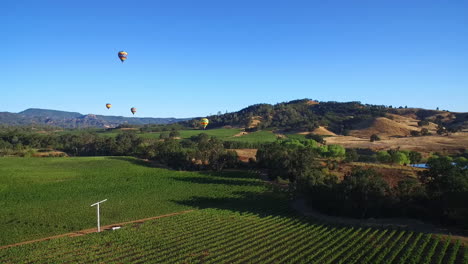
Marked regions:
[0,108,189,128]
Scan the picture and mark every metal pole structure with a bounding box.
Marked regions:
[91,199,107,232]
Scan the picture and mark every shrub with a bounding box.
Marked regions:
[370,134,380,142]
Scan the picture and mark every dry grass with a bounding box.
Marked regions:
[332,162,425,187]
[306,100,319,105]
[232,149,257,162]
[233,131,249,137]
[249,116,262,128]
[297,126,336,136]
[32,151,68,157]
[326,132,468,155]
[349,117,419,138]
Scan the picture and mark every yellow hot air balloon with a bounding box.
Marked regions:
[106,103,112,109]
[118,51,128,63]
[130,107,137,115]
[200,118,209,129]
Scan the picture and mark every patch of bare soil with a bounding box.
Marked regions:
[249,116,262,128]
[333,162,424,187]
[232,149,257,162]
[233,131,249,137]
[276,133,286,139]
[313,126,336,136]
[297,126,336,136]
[306,100,319,105]
[326,132,468,155]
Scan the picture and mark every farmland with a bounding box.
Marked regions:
[101,128,281,143]
[100,128,241,140]
[0,156,467,263]
[0,157,265,246]
[1,209,466,263]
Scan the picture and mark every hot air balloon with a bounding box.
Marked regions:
[200,118,209,129]
[106,103,112,109]
[130,107,137,115]
[118,51,128,63]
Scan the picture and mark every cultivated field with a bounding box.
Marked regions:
[1,209,466,263]
[0,157,264,246]
[1,157,466,263]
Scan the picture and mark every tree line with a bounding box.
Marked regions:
[256,140,468,228]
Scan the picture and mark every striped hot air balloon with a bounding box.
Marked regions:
[118,51,128,63]
[200,118,209,129]
[130,107,137,115]
[106,103,112,109]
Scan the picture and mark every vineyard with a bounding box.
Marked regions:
[1,209,466,263]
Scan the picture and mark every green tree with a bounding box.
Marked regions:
[370,134,380,142]
[345,148,359,162]
[409,151,423,164]
[340,168,390,218]
[391,151,410,165]
[327,144,346,159]
[169,130,180,138]
[377,151,392,163]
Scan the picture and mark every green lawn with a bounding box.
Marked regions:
[0,157,265,246]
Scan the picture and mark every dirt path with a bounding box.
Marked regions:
[0,210,194,250]
[292,198,468,245]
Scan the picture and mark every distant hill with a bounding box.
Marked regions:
[180,99,468,136]
[0,108,189,128]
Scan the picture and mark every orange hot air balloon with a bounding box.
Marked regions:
[118,51,128,63]
[106,103,112,109]
[130,107,137,115]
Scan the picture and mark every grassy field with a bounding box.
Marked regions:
[1,157,466,263]
[138,128,242,140]
[100,128,281,143]
[100,128,242,140]
[228,130,279,143]
[1,208,465,263]
[0,157,265,246]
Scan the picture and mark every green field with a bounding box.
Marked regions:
[99,128,281,143]
[137,128,242,140]
[0,157,264,246]
[0,157,466,263]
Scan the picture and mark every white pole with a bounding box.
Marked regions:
[91,199,107,233]
[97,203,100,232]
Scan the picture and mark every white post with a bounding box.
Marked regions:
[91,199,107,233]
[97,203,100,232]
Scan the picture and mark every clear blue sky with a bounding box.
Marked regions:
[2,0,467,117]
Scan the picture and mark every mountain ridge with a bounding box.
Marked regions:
[0,108,189,128]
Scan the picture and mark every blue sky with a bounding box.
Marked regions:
[2,0,467,117]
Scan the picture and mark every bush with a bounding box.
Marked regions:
[370,134,380,142]
[420,128,430,136]
[409,151,422,164]
[377,151,392,163]
[345,149,359,162]
[418,120,429,126]
[391,151,410,165]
